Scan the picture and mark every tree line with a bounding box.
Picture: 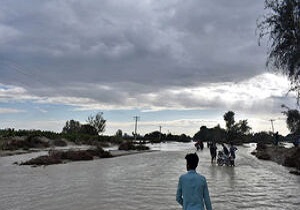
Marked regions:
[2,106,300,145]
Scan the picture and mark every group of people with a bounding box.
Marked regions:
[194,140,238,166]
[194,140,204,151]
[176,142,238,210]
[209,142,237,166]
[176,143,237,210]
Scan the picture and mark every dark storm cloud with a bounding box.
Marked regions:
[0,0,267,106]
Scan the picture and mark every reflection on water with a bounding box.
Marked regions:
[0,143,299,210]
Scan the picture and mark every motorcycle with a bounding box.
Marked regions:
[217,151,233,166]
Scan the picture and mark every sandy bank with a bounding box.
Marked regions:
[0,149,36,157]
[8,147,155,166]
[109,149,155,157]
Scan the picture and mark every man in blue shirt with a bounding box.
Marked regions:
[176,153,212,210]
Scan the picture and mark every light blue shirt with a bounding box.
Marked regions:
[176,170,212,210]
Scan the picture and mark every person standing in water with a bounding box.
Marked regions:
[176,153,212,210]
[210,142,217,164]
[229,143,238,166]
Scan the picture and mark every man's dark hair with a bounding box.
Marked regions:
[185,153,199,169]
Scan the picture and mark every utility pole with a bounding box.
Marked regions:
[133,116,140,141]
[159,125,162,141]
[270,119,275,133]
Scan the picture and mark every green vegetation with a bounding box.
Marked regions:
[144,132,191,143]
[282,105,300,134]
[256,0,300,148]
[1,108,299,153]
[118,141,150,151]
[0,129,60,151]
[86,112,106,134]
[0,128,59,138]
[258,0,300,102]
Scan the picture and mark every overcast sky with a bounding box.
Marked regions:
[0,0,296,136]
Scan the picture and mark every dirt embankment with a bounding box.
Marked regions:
[251,143,300,175]
[18,148,112,166]
[2,136,152,166]
[0,136,71,157]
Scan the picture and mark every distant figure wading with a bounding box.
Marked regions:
[209,142,217,164]
[176,153,212,210]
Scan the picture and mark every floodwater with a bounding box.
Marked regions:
[0,142,299,210]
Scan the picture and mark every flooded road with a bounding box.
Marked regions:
[0,142,299,210]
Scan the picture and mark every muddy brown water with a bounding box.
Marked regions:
[0,143,299,210]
